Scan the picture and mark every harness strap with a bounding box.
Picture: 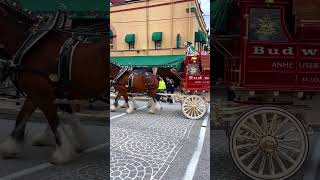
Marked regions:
[112,66,131,85]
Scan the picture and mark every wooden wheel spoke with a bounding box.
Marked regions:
[269,114,278,135]
[273,152,287,172]
[247,151,262,169]
[235,142,258,150]
[259,154,266,174]
[278,138,300,143]
[237,135,258,141]
[273,119,288,136]
[240,148,259,161]
[242,124,261,137]
[269,154,275,176]
[251,117,264,135]
[279,144,301,153]
[278,149,296,164]
[262,113,268,135]
[277,128,296,138]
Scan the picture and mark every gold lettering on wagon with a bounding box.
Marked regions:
[301,77,320,83]
[271,61,294,69]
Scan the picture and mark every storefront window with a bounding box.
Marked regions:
[249,8,287,41]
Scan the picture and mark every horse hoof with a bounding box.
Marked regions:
[0,137,22,158]
[50,147,76,164]
[148,109,156,114]
[155,103,161,112]
[126,109,134,114]
[32,132,55,147]
[110,105,117,112]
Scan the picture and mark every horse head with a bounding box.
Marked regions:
[110,60,121,79]
[0,1,37,58]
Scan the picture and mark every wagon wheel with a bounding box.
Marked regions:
[230,106,309,180]
[182,95,207,120]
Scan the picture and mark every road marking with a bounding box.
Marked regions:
[0,143,108,180]
[110,106,147,120]
[182,106,210,180]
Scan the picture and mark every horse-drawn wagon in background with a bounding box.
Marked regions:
[110,43,210,120]
[169,49,210,120]
[213,0,320,179]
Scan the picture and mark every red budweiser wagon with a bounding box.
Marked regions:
[213,0,320,179]
[169,51,210,120]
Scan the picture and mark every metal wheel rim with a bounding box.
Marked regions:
[229,106,309,180]
[182,95,207,120]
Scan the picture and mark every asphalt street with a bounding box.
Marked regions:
[0,98,210,180]
[211,88,320,180]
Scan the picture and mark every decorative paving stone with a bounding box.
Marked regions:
[114,131,181,162]
[110,152,156,180]
[110,127,140,149]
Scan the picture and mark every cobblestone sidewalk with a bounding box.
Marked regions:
[110,104,197,180]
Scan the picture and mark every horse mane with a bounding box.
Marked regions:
[0,0,37,22]
[110,60,121,69]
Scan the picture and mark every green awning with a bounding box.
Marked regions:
[125,34,135,43]
[17,0,108,18]
[111,55,184,69]
[212,0,233,33]
[195,31,206,43]
[152,32,163,42]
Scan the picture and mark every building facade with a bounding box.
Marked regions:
[110,0,208,57]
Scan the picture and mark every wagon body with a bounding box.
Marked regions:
[167,52,210,120]
[222,0,320,91]
[181,54,210,92]
[213,0,320,179]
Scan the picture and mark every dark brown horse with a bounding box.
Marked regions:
[110,62,160,114]
[0,2,108,164]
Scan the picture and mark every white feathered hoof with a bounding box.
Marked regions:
[147,99,153,108]
[148,102,156,114]
[32,129,55,147]
[50,126,76,164]
[126,102,134,114]
[154,102,161,113]
[0,137,23,158]
[110,104,118,112]
[120,103,127,108]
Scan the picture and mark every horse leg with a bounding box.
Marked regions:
[124,94,134,114]
[59,104,88,153]
[0,98,36,158]
[111,93,120,112]
[147,98,153,109]
[120,95,127,108]
[129,95,138,110]
[154,97,162,112]
[148,97,157,114]
[38,102,76,164]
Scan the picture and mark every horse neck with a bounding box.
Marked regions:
[111,64,120,79]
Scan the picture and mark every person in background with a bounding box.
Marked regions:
[166,79,175,103]
[157,77,166,101]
